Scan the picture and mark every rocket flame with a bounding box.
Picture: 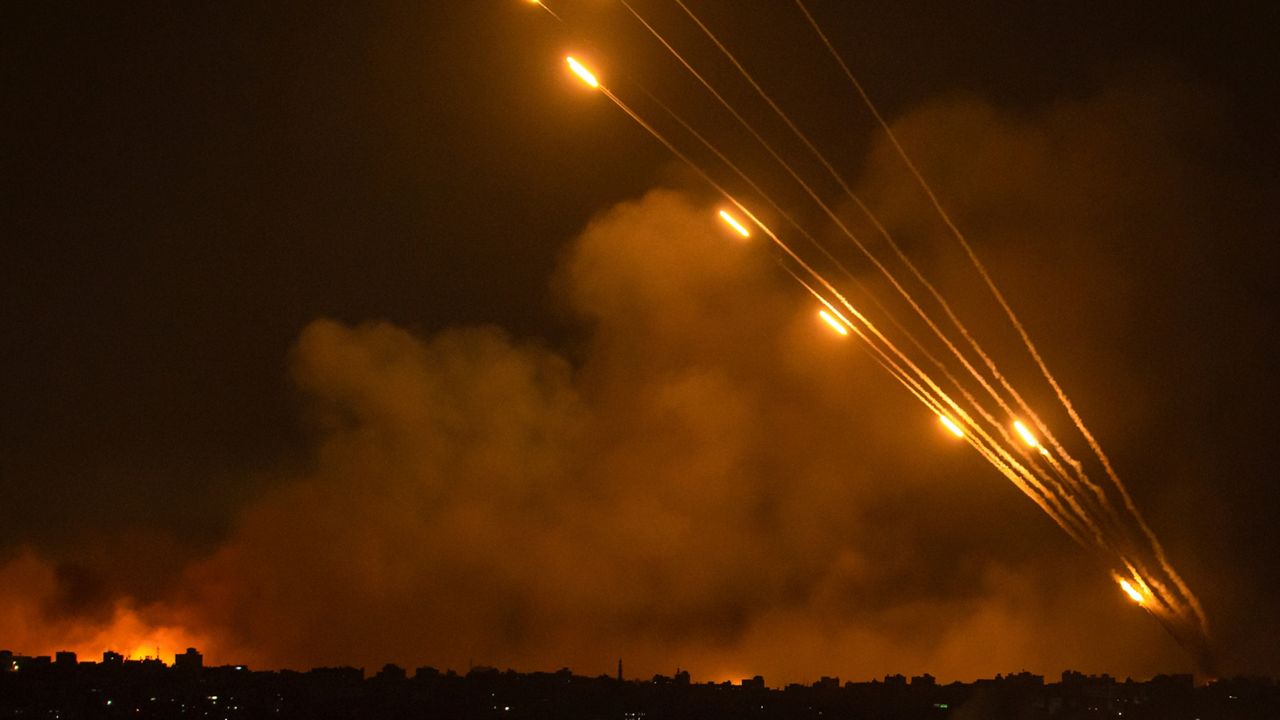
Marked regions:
[1012,420,1039,448]
[818,309,848,336]
[718,209,751,238]
[566,57,600,88]
[1120,579,1145,604]
[939,415,965,438]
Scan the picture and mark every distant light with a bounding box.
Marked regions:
[1012,420,1039,448]
[939,416,965,438]
[818,310,848,336]
[718,209,751,238]
[566,56,599,88]
[1119,579,1144,604]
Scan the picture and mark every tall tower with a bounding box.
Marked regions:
[617,658,623,682]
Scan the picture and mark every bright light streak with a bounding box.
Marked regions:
[526,0,562,20]
[718,209,750,238]
[939,415,965,438]
[1119,579,1145,604]
[566,57,599,88]
[1012,420,1039,448]
[818,310,848,336]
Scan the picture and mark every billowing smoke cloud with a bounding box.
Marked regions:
[5,69,1255,682]
[154,188,1173,680]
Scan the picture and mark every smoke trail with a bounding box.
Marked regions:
[656,0,1084,486]
[593,6,1110,557]
[539,0,1208,672]
[791,0,1210,651]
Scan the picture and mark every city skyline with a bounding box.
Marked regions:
[6,646,1277,719]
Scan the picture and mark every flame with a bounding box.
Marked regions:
[717,209,751,238]
[1119,578,1145,604]
[939,415,965,438]
[818,309,848,336]
[566,56,600,88]
[1012,420,1039,448]
[64,607,209,665]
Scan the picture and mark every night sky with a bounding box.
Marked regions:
[4,0,1279,683]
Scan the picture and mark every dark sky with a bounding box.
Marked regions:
[3,0,1279,682]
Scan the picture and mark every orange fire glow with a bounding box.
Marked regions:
[54,606,210,666]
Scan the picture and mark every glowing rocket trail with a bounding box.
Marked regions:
[1013,420,1039,448]
[566,56,599,88]
[527,0,562,22]
[557,56,981,504]
[560,51,909,407]
[792,271,1091,547]
[574,8,1101,553]
[636,79,965,391]
[658,4,1094,537]
[609,0,1108,605]
[635,0,1079,499]
[671,1,1071,482]
[940,415,965,438]
[638,0,1109,551]
[612,16,1038,493]
[818,309,848,336]
[792,0,1210,654]
[551,7,1174,605]
[718,209,751,238]
[792,0,1115,517]
[783,253,1051,537]
[1120,578,1145,604]
[532,0,1207,669]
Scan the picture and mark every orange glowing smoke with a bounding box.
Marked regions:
[0,550,210,665]
[67,607,210,664]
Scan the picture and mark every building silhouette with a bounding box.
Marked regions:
[0,648,1277,719]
